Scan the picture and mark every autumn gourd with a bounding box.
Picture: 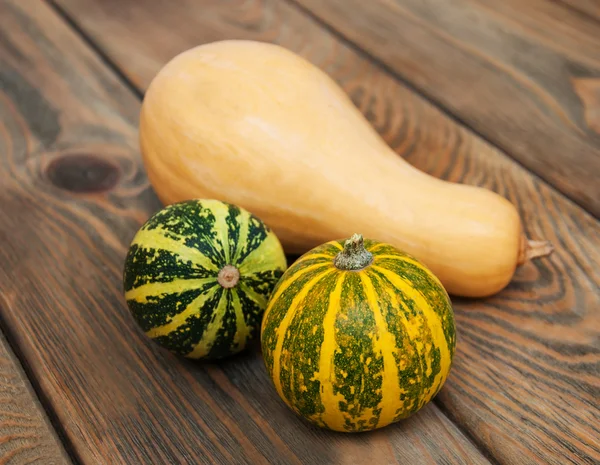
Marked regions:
[139,40,552,297]
[123,199,286,359]
[261,234,455,432]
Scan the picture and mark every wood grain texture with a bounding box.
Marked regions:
[288,0,600,217]
[556,0,600,21]
[0,1,492,464]
[0,332,70,465]
[48,0,600,464]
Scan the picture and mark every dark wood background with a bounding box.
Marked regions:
[0,0,598,464]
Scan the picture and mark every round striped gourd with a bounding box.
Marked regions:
[123,199,286,360]
[261,234,456,432]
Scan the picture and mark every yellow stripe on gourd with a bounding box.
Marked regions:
[329,241,343,251]
[360,273,403,429]
[261,263,330,325]
[204,199,231,263]
[232,207,251,263]
[132,227,218,272]
[125,277,216,303]
[316,274,347,430]
[372,265,451,407]
[366,243,387,252]
[231,291,250,348]
[239,231,287,274]
[270,270,336,406]
[289,253,335,269]
[238,282,267,308]
[374,254,445,289]
[145,285,219,338]
[283,242,339,270]
[186,290,228,359]
[380,284,423,413]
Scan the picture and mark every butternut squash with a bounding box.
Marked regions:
[139,40,552,297]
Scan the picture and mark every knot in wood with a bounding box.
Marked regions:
[47,154,119,193]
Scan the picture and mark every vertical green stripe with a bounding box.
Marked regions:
[205,290,240,359]
[332,272,384,431]
[235,212,269,264]
[149,285,223,355]
[225,203,242,262]
[279,273,338,423]
[205,199,231,264]
[366,269,425,419]
[375,255,455,353]
[261,264,331,376]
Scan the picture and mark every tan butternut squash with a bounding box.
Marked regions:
[139,40,552,297]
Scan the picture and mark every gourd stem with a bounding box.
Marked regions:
[517,237,554,265]
[524,240,554,262]
[333,234,373,271]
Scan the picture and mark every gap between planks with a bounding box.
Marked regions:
[0,308,74,465]
[46,0,143,101]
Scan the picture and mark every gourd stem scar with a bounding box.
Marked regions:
[218,265,240,288]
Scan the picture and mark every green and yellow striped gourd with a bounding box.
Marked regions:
[261,234,456,432]
[123,199,286,359]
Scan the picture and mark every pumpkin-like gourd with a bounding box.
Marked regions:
[123,199,286,359]
[261,234,455,432]
[139,40,552,298]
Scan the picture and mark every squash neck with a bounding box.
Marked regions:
[333,234,373,271]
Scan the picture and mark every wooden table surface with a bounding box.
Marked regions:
[0,0,598,464]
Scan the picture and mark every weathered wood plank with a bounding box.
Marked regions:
[0,1,491,463]
[0,330,71,464]
[289,0,600,217]
[556,0,600,22]
[48,0,600,464]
